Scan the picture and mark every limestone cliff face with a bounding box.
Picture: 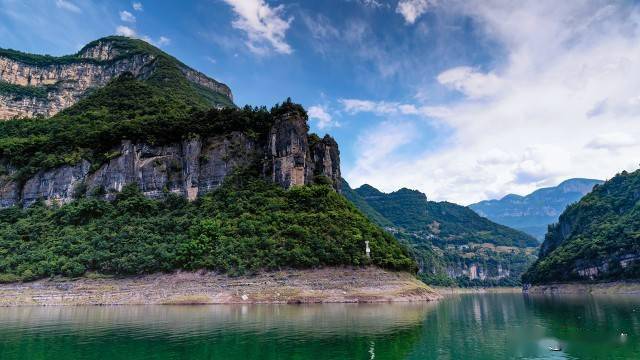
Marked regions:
[0,39,233,119]
[0,111,340,208]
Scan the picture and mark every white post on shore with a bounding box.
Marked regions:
[365,241,371,258]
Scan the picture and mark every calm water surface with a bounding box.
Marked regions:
[1,293,639,359]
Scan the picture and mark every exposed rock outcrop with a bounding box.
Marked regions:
[0,111,341,208]
[0,38,233,119]
[0,51,155,119]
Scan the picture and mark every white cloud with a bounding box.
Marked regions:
[132,2,143,11]
[308,105,338,130]
[119,10,136,23]
[437,66,503,98]
[157,36,171,46]
[55,0,81,13]
[116,25,137,38]
[340,98,452,118]
[223,0,293,55]
[396,0,431,24]
[345,1,640,204]
[350,121,418,183]
[353,0,385,8]
[115,26,170,47]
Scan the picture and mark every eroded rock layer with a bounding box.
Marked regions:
[0,39,233,119]
[0,111,340,208]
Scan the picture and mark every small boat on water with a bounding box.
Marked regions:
[548,346,562,351]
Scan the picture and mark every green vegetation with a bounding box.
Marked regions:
[0,81,53,100]
[0,36,233,108]
[353,185,538,248]
[341,179,393,228]
[342,181,538,287]
[0,76,300,182]
[0,179,416,282]
[523,170,640,284]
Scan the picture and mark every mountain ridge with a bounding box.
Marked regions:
[342,180,538,286]
[0,36,233,119]
[470,178,603,240]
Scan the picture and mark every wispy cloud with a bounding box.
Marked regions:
[308,105,339,130]
[116,25,137,38]
[115,26,170,47]
[223,0,293,55]
[55,0,81,13]
[119,10,136,23]
[436,66,502,99]
[132,2,143,11]
[396,0,431,24]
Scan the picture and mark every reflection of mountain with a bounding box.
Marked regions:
[0,304,434,360]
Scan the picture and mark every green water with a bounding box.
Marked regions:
[1,293,639,359]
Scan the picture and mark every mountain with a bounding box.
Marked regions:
[0,37,416,282]
[470,178,603,240]
[0,36,233,119]
[523,170,640,285]
[342,180,538,286]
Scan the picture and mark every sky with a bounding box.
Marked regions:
[2,0,640,204]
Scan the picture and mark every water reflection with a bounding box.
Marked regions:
[0,303,435,360]
[1,295,639,359]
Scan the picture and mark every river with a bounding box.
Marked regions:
[1,293,638,359]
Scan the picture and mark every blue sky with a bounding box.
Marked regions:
[2,0,640,204]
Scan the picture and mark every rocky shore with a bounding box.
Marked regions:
[525,281,640,294]
[0,267,440,306]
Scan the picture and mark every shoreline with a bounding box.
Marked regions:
[525,281,640,294]
[434,286,522,295]
[0,267,441,306]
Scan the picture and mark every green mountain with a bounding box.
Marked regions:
[0,37,416,282]
[523,170,640,285]
[342,180,538,286]
[470,178,603,240]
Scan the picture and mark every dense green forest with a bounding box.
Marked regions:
[342,180,537,286]
[523,170,640,284]
[0,179,415,282]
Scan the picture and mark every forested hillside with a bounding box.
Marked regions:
[523,170,640,284]
[342,180,538,286]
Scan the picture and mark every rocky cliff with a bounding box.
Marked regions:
[0,37,233,119]
[0,109,340,208]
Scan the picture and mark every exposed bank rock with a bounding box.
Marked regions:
[0,37,233,119]
[0,110,340,208]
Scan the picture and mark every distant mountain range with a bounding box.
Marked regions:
[469,178,603,240]
[342,180,538,286]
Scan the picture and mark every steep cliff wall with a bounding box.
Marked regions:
[0,38,233,119]
[0,111,340,208]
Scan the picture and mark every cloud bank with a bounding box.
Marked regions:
[346,1,640,204]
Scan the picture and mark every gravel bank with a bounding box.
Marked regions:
[0,267,440,306]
